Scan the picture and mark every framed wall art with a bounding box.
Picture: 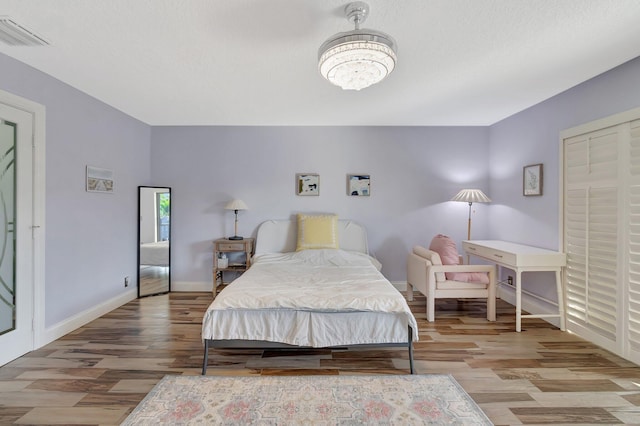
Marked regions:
[296,173,319,196]
[523,163,543,196]
[347,174,370,196]
[86,166,114,193]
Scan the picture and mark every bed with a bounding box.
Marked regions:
[201,218,419,374]
[139,240,169,266]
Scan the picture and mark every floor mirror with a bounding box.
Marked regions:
[138,186,171,297]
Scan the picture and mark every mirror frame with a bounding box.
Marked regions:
[137,186,171,297]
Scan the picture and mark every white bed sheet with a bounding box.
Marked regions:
[140,241,169,266]
[202,249,418,347]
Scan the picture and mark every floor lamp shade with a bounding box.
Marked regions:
[225,199,248,240]
[451,189,491,240]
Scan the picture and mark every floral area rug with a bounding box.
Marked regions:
[122,374,492,425]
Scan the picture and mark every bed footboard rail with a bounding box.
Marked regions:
[202,327,416,375]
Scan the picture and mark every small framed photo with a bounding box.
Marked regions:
[347,174,370,196]
[296,173,319,196]
[86,166,114,193]
[523,163,543,196]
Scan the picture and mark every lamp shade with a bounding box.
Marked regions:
[224,199,248,211]
[451,189,491,204]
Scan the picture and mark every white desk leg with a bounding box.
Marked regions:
[516,270,522,332]
[555,268,566,331]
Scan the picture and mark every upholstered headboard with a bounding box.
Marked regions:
[254,219,369,255]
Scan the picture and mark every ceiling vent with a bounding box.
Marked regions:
[0,17,49,46]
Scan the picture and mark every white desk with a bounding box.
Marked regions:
[462,240,566,332]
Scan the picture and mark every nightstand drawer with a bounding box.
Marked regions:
[218,243,246,251]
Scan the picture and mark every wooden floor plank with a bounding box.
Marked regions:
[1,292,640,425]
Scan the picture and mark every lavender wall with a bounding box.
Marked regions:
[150,126,490,284]
[0,53,151,327]
[5,45,637,332]
[489,56,640,300]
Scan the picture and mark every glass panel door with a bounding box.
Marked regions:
[0,119,16,336]
[0,100,35,367]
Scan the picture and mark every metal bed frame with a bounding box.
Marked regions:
[202,325,415,375]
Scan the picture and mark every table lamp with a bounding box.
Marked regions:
[225,199,248,240]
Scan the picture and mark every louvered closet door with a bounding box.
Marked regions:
[627,119,640,362]
[564,126,621,352]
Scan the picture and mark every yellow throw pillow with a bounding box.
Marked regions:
[296,214,339,251]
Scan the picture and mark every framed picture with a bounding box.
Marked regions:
[523,163,543,196]
[86,166,114,193]
[347,174,370,196]
[296,173,319,196]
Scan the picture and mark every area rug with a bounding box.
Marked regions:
[122,374,492,425]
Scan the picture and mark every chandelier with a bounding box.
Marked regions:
[318,2,397,91]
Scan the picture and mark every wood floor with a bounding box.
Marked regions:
[1,292,640,425]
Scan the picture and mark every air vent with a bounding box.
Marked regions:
[0,16,49,46]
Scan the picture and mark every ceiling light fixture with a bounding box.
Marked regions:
[318,2,397,91]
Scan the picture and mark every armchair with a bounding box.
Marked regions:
[407,245,496,322]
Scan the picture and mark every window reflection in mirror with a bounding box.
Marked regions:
[138,186,171,297]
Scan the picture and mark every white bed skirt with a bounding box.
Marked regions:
[202,308,412,348]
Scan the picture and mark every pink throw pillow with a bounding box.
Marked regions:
[429,234,489,284]
[429,234,459,265]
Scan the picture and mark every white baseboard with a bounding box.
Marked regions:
[41,289,137,347]
[172,281,212,292]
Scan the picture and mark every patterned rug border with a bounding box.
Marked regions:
[123,374,492,425]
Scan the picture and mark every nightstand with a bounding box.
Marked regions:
[212,237,254,296]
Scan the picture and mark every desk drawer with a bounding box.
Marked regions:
[463,243,516,265]
[463,241,566,267]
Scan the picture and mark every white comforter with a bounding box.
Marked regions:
[202,249,418,347]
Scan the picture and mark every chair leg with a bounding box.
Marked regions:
[427,295,435,322]
[406,281,414,301]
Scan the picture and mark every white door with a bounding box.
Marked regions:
[563,125,621,352]
[562,109,640,365]
[626,119,640,364]
[0,102,35,366]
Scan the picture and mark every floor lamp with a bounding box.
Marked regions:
[224,199,248,240]
[451,189,491,240]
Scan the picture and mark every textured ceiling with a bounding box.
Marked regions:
[1,0,640,126]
